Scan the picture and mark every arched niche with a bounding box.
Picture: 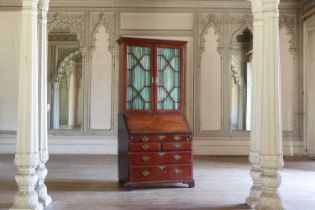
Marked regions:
[47,27,83,130]
[230,27,253,131]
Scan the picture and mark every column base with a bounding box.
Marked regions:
[245,185,261,208]
[256,192,283,210]
[245,196,258,208]
[39,195,52,207]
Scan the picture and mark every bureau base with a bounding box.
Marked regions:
[121,179,195,191]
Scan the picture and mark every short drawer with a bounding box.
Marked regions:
[162,142,192,151]
[129,143,161,152]
[129,164,192,182]
[128,151,192,165]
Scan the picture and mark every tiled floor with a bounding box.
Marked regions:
[0,155,315,210]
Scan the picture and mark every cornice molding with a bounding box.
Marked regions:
[0,0,301,10]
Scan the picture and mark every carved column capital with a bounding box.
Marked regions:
[38,0,49,13]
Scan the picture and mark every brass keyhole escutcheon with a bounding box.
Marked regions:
[174,143,181,149]
[142,136,149,142]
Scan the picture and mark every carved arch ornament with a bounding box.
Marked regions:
[230,14,253,47]
[47,13,85,47]
[279,15,296,55]
[55,50,82,84]
[90,12,116,55]
[199,14,224,57]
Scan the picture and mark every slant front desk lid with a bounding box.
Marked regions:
[124,113,191,135]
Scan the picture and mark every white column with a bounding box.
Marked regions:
[10,0,43,210]
[246,0,263,207]
[52,82,60,129]
[37,0,51,207]
[67,62,76,128]
[256,0,284,209]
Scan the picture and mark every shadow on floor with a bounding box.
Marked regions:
[0,203,12,209]
[0,181,16,191]
[47,180,121,192]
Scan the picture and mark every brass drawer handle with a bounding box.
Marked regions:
[142,143,150,150]
[142,170,150,177]
[174,154,182,160]
[158,152,165,157]
[142,136,149,142]
[141,155,150,162]
[174,168,182,175]
[158,166,166,170]
[174,135,181,141]
[174,143,182,149]
[158,135,165,140]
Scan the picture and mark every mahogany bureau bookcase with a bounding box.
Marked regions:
[117,37,194,190]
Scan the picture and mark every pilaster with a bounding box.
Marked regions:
[37,0,51,207]
[10,0,43,209]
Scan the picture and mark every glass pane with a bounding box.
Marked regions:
[126,46,151,110]
[157,48,181,110]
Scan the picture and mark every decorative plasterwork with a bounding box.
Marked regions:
[199,14,224,56]
[55,50,82,83]
[279,15,296,55]
[230,55,244,88]
[90,12,116,54]
[38,0,49,12]
[230,14,253,47]
[47,12,85,47]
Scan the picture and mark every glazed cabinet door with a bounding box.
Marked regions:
[126,46,153,111]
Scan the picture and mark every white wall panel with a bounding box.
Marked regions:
[200,28,221,131]
[90,26,112,130]
[280,28,294,131]
[120,12,194,30]
[0,12,20,130]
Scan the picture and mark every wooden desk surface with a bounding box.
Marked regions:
[124,113,191,134]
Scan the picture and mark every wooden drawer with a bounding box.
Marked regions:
[163,135,192,142]
[128,151,192,165]
[129,134,192,143]
[129,164,192,182]
[129,143,161,152]
[162,142,192,151]
[129,135,165,142]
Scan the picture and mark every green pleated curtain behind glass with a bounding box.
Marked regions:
[157,47,181,110]
[126,46,151,110]
[126,46,181,111]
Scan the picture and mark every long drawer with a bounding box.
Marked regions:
[129,134,192,143]
[129,164,192,182]
[129,151,192,165]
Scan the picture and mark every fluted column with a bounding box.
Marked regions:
[10,0,43,210]
[256,0,284,209]
[246,0,263,207]
[67,62,76,128]
[37,0,51,207]
[52,82,60,129]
